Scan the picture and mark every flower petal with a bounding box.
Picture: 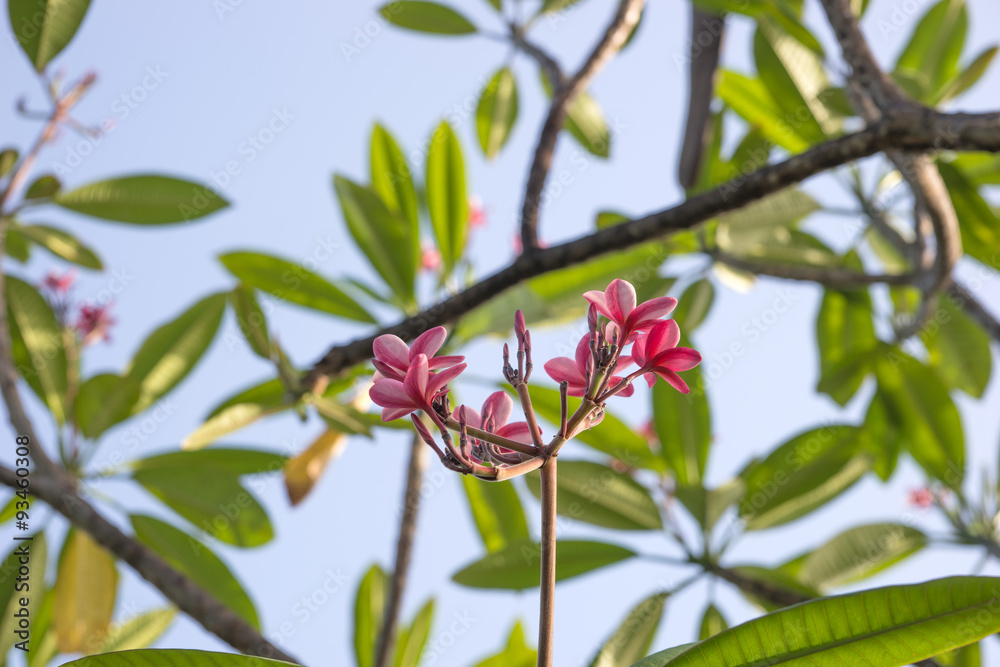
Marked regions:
[606,279,636,323]
[643,371,657,388]
[459,406,482,429]
[427,362,467,397]
[428,354,465,370]
[382,406,416,422]
[410,327,448,361]
[652,347,702,372]
[497,421,534,444]
[643,319,680,358]
[482,391,513,429]
[626,296,678,329]
[373,334,410,368]
[655,368,690,394]
[404,354,430,404]
[574,334,592,373]
[610,376,634,397]
[370,379,416,408]
[583,290,615,322]
[544,357,585,385]
[372,359,404,382]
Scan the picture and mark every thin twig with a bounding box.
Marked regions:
[519,0,644,252]
[374,434,427,667]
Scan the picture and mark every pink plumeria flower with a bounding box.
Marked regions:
[461,391,533,445]
[543,334,635,398]
[76,303,115,344]
[372,326,464,382]
[369,354,466,422]
[631,320,702,394]
[908,487,934,509]
[468,194,486,228]
[42,270,76,294]
[420,243,442,272]
[584,279,677,343]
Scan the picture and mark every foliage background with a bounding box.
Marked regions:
[3,1,1000,665]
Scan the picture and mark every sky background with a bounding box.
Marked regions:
[3,1,1000,666]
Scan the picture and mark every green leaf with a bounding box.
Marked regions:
[98,608,176,653]
[590,593,667,667]
[938,160,1000,266]
[675,478,746,532]
[862,391,902,481]
[753,26,826,146]
[541,72,611,157]
[4,225,32,262]
[938,46,998,102]
[24,174,61,199]
[539,0,583,12]
[378,1,476,35]
[653,367,710,486]
[133,467,273,547]
[130,515,260,629]
[394,598,435,667]
[229,284,270,359]
[6,274,68,423]
[75,373,139,438]
[17,223,103,269]
[633,576,1000,667]
[334,175,417,303]
[476,67,519,159]
[925,293,991,397]
[462,475,529,552]
[371,124,419,230]
[715,188,819,251]
[514,383,662,471]
[672,279,714,332]
[8,0,91,71]
[425,122,468,275]
[127,292,227,413]
[739,425,871,530]
[796,523,928,592]
[875,346,965,488]
[698,605,728,640]
[63,650,300,666]
[219,251,375,322]
[130,448,287,477]
[54,175,228,224]
[453,539,635,590]
[0,148,17,177]
[0,533,46,657]
[354,564,387,667]
[525,460,663,531]
[894,0,967,104]
[717,70,809,153]
[815,287,877,405]
[474,622,537,667]
[629,644,699,667]
[54,529,117,652]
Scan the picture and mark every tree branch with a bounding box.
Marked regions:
[304,108,1000,388]
[519,0,644,252]
[374,434,427,667]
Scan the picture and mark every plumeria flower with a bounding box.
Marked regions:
[372,326,464,382]
[369,354,466,422]
[461,391,533,445]
[468,194,486,228]
[42,270,76,294]
[543,334,635,398]
[631,320,702,394]
[76,303,115,344]
[420,244,442,273]
[584,279,677,343]
[908,487,934,509]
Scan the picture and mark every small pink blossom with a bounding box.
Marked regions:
[42,270,76,294]
[908,487,934,509]
[461,391,533,444]
[631,319,702,394]
[543,334,634,398]
[420,244,441,272]
[76,303,115,343]
[584,279,677,343]
[468,195,486,228]
[369,353,466,422]
[372,327,464,382]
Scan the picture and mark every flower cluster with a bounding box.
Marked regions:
[38,269,116,345]
[368,279,702,481]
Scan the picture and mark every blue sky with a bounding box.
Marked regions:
[3,1,1000,665]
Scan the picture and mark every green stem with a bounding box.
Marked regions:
[537,456,557,667]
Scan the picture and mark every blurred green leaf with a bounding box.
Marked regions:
[8,0,91,71]
[394,598,435,667]
[525,460,663,531]
[354,564,386,667]
[938,46,998,102]
[453,539,635,590]
[816,287,877,405]
[229,284,270,359]
[938,161,1000,266]
[590,592,667,667]
[698,604,728,640]
[425,122,468,276]
[55,175,228,224]
[796,523,927,592]
[6,275,68,423]
[672,279,714,332]
[371,124,419,230]
[925,293,991,397]
[64,650,297,666]
[24,174,60,199]
[717,70,808,153]
[130,448,287,477]
[75,372,139,438]
[98,608,176,653]
[653,367,711,486]
[462,475,530,552]
[0,148,17,177]
[753,25,826,145]
[476,67,519,159]
[17,223,102,269]
[474,622,536,667]
[893,0,967,103]
[378,1,476,34]
[541,73,611,158]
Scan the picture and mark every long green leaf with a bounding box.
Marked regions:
[55,175,228,223]
[130,448,287,477]
[815,287,877,405]
[354,564,387,667]
[717,71,808,153]
[525,460,663,531]
[98,608,176,653]
[462,475,529,552]
[893,0,967,103]
[394,598,434,667]
[653,367,710,485]
[476,67,519,159]
[63,649,300,666]
[796,523,928,592]
[425,121,468,275]
[371,124,419,230]
[130,515,260,629]
[18,223,102,269]
[6,275,68,423]
[453,539,635,590]
[378,1,476,34]
[474,622,537,667]
[8,0,91,71]
[591,593,668,667]
[925,293,991,397]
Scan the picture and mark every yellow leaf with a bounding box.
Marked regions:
[284,428,347,506]
[54,531,118,653]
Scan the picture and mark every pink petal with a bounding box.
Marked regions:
[643,320,680,357]
[373,334,410,368]
[655,369,690,394]
[482,391,513,429]
[611,377,635,398]
[410,327,448,361]
[404,354,430,403]
[643,371,657,388]
[652,347,702,372]
[370,379,416,408]
[427,362,466,397]
[544,357,585,385]
[372,359,404,382]
[615,354,635,370]
[626,296,678,329]
[459,406,482,429]
[631,334,649,367]
[606,279,636,323]
[574,335,592,373]
[564,382,588,397]
[497,421,534,444]
[428,354,465,370]
[382,406,416,421]
[583,290,615,322]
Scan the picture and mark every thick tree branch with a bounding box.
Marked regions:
[305,109,1000,388]
[678,7,725,190]
[519,0,644,252]
[374,435,427,667]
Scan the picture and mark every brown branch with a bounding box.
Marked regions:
[374,434,427,667]
[949,282,1000,342]
[304,108,1000,388]
[509,29,564,89]
[519,0,644,252]
[678,7,725,190]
